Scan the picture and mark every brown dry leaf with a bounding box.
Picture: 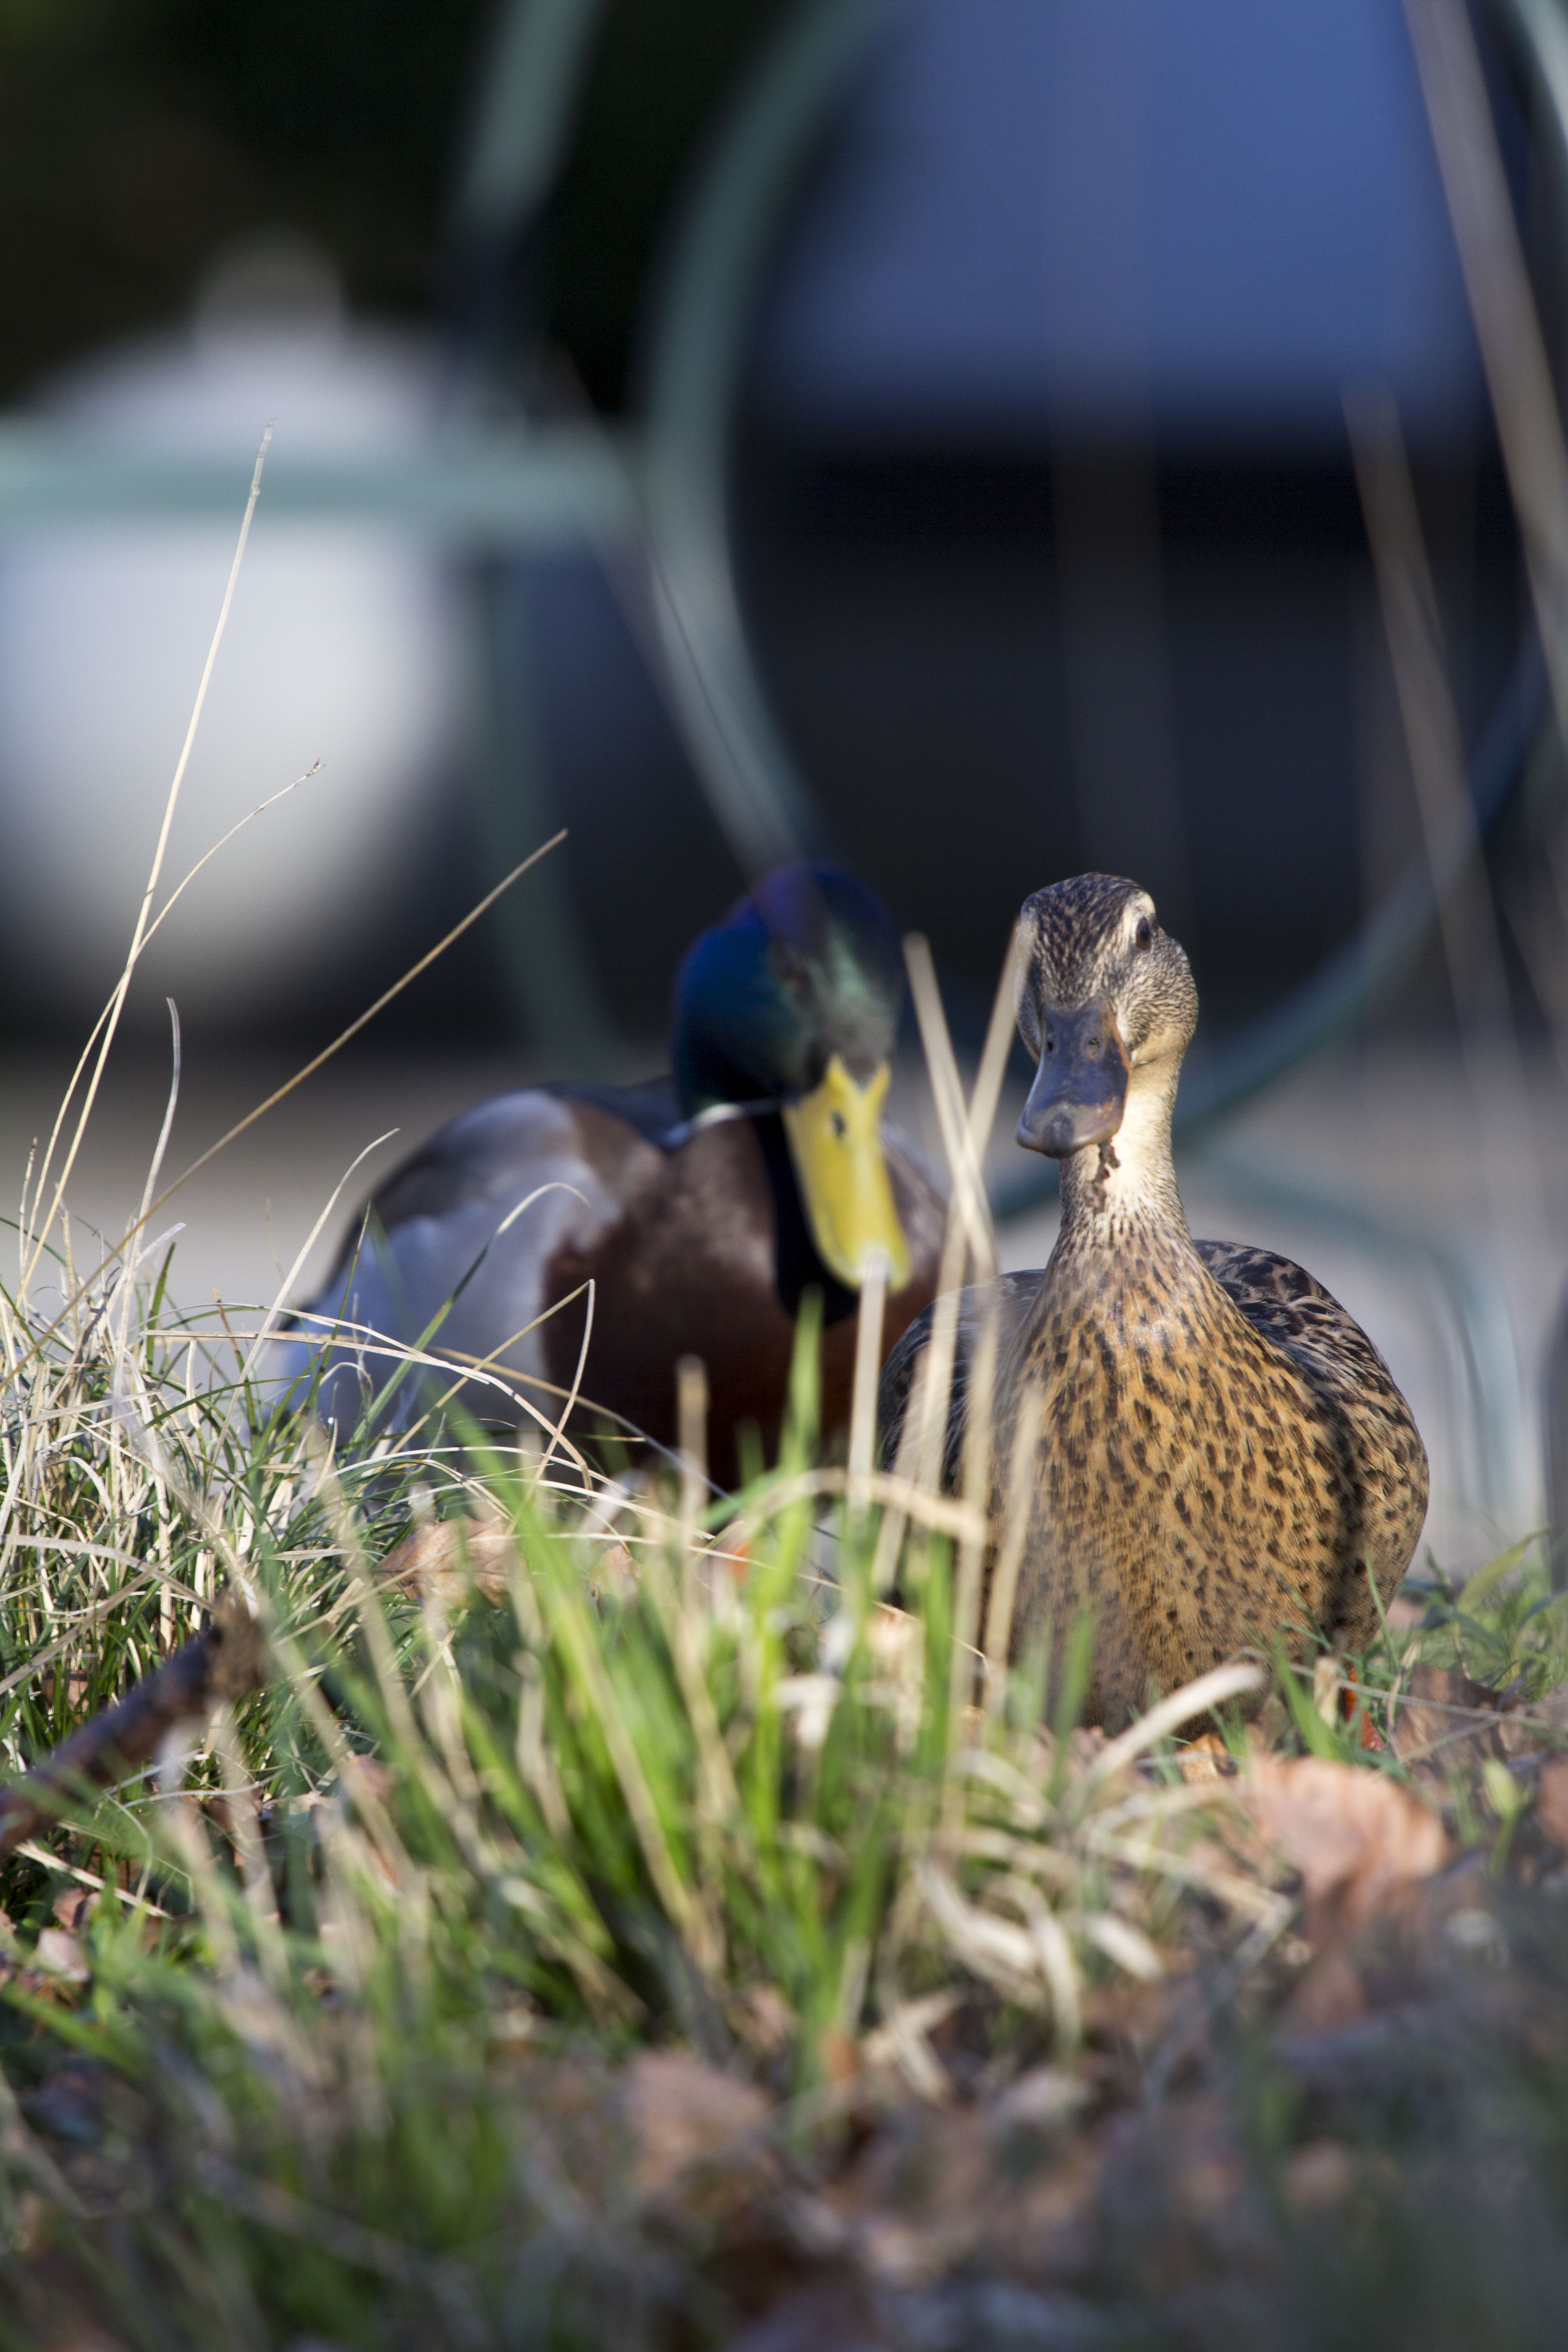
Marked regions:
[591,1542,638,1600]
[1496,1682,1568,1761]
[1536,1759,1568,1853]
[33,1929,88,1983]
[827,2088,1102,2290]
[1388,1664,1503,1774]
[815,2027,861,2089]
[52,1886,93,1935]
[734,1983,795,2058]
[343,1755,395,1804]
[1283,2138,1355,2212]
[705,1535,750,1581]
[1243,1756,1449,1933]
[377,1517,516,1604]
[622,2051,774,2207]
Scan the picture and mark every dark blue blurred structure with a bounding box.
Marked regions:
[757,0,1484,441]
[0,0,1560,1108]
[449,0,1552,1105]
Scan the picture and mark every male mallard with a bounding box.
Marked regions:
[879,873,1427,1727]
[276,866,944,1483]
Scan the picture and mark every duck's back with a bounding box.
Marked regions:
[1192,1237,1428,1608]
[268,1086,631,1437]
[271,1082,945,1480]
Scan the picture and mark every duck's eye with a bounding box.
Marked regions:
[829,1109,847,1140]
[1134,916,1153,952]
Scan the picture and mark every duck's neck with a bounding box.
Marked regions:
[1054,1055,1191,1255]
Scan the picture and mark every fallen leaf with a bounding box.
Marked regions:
[589,1543,639,1602]
[815,2027,860,2088]
[33,1928,88,1983]
[828,2088,1102,2289]
[1388,1665,1502,1774]
[706,1535,750,1581]
[990,2065,1090,2136]
[1495,1682,1568,1761]
[1243,1756,1449,1933]
[622,2051,773,2207]
[1536,1759,1568,1853]
[376,1517,515,1604]
[734,1983,795,2058]
[52,1886,93,1934]
[1282,2138,1354,2212]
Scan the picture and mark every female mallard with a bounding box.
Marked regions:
[879,873,1427,1728]
[276,866,944,1484]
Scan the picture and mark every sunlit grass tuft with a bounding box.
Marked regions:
[0,1156,1562,2347]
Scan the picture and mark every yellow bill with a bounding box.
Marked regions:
[780,1054,911,1292]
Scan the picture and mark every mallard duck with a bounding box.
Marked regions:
[879,873,1427,1728]
[274,866,944,1484]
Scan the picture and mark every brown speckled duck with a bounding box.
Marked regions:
[880,874,1428,1728]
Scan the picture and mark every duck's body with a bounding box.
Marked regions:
[880,874,1426,1727]
[274,869,944,1483]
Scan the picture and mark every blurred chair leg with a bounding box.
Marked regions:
[1544,1274,1568,1588]
[466,554,620,1070]
[640,0,896,878]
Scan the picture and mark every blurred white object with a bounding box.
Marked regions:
[0,236,465,1022]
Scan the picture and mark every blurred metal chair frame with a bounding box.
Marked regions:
[0,0,1563,1528]
[0,0,1555,1087]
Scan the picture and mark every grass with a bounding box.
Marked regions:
[0,1234,1264,2288]
[0,1183,1563,2349]
[0,678,1560,2339]
[0,903,1562,2347]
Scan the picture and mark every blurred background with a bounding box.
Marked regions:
[0,0,1564,1567]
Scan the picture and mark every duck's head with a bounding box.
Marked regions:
[673,865,912,1290]
[1013,874,1197,1159]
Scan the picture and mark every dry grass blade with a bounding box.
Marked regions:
[11,831,567,1386]
[847,1248,888,1511]
[981,1389,1041,1699]
[946,1304,999,1800]
[24,429,273,1292]
[733,1465,985,1553]
[1088,1661,1267,1785]
[904,933,997,1280]
[965,923,1024,1188]
[1346,383,1549,1275]
[222,1130,401,1431]
[676,1354,710,1607]
[885,924,1025,1587]
[1403,0,1568,725]
[1345,388,1514,1027]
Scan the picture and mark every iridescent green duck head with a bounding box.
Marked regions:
[672,864,912,1290]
